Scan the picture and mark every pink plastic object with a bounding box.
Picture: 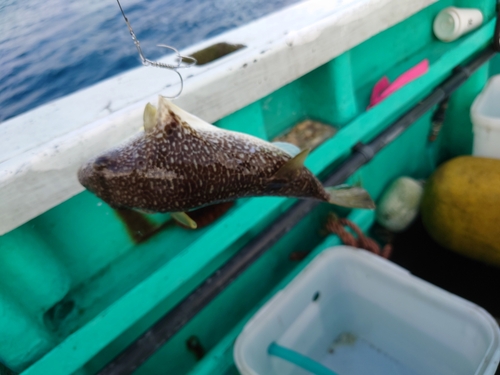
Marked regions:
[368,59,429,108]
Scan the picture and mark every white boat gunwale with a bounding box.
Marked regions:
[0,0,436,235]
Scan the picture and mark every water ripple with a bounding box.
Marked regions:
[0,0,300,123]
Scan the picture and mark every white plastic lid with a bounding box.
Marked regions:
[433,8,460,42]
[433,7,483,42]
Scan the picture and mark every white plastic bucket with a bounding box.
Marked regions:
[234,247,500,375]
[471,75,500,159]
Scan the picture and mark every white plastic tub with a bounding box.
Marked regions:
[234,247,500,375]
[471,75,500,159]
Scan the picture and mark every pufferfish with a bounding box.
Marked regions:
[78,96,375,229]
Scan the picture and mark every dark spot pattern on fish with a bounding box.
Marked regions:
[78,97,372,214]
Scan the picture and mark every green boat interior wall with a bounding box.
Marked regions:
[0,1,498,374]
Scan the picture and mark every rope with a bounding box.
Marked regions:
[325,214,392,259]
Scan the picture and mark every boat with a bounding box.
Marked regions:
[1,0,500,374]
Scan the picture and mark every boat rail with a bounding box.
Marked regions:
[0,0,435,235]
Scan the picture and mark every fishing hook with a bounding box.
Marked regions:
[116,0,197,99]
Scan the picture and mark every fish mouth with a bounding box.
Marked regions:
[77,159,105,195]
[77,157,119,208]
[77,155,111,191]
[77,163,93,191]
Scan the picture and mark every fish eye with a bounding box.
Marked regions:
[94,156,109,170]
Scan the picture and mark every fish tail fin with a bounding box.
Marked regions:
[326,185,375,209]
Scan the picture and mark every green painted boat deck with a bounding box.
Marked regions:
[1,1,500,374]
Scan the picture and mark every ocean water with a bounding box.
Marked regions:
[0,0,301,123]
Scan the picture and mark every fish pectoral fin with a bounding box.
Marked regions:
[272,148,310,180]
[143,103,157,133]
[171,212,198,229]
[326,185,375,209]
[272,142,301,157]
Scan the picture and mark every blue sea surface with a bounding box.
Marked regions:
[0,0,301,123]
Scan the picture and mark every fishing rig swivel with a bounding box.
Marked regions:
[116,0,197,99]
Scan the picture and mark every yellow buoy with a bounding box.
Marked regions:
[421,156,500,266]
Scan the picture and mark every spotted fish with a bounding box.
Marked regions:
[78,96,375,228]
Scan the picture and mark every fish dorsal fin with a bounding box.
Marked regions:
[272,148,310,180]
[156,96,217,133]
[143,103,157,133]
[272,142,301,157]
[155,96,233,164]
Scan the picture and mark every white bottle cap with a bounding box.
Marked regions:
[433,7,483,42]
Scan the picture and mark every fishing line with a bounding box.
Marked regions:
[116,0,197,98]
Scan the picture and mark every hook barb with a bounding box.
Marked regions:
[115,0,196,98]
